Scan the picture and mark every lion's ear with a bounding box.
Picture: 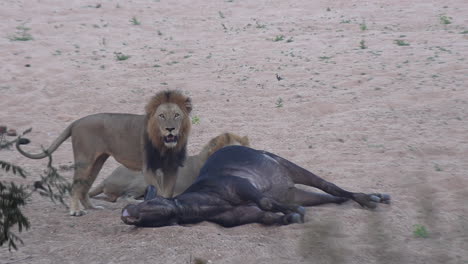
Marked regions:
[185,97,193,113]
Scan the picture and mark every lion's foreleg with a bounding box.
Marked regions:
[143,169,177,198]
[161,170,177,198]
[143,169,161,195]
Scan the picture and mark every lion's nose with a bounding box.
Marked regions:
[166,128,175,132]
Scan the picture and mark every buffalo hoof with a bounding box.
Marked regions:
[296,206,306,222]
[296,206,306,216]
[370,193,391,204]
[353,193,391,209]
[285,213,304,224]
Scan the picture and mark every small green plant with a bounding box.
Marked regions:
[115,52,130,61]
[460,30,468,34]
[319,56,332,60]
[10,34,33,41]
[367,144,385,149]
[275,98,284,108]
[274,35,285,42]
[413,224,429,238]
[439,15,452,25]
[9,25,33,41]
[130,16,141,25]
[256,21,266,29]
[434,163,443,171]
[394,39,410,46]
[192,116,200,125]
[360,40,367,49]
[360,22,367,31]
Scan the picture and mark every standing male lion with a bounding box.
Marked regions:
[16,90,192,216]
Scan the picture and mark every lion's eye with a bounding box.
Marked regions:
[159,114,165,119]
[174,113,180,118]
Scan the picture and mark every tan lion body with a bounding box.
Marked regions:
[16,90,192,216]
[89,133,250,201]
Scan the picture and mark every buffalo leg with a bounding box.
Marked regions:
[292,187,348,206]
[233,177,305,218]
[266,152,390,208]
[208,205,302,227]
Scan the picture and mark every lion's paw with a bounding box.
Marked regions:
[69,209,87,216]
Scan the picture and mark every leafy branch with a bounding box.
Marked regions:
[0,127,32,150]
[1,129,71,251]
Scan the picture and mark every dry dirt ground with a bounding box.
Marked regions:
[1,0,467,263]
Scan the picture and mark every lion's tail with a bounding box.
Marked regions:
[88,181,105,197]
[16,124,73,159]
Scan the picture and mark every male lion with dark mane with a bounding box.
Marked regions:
[16,90,192,216]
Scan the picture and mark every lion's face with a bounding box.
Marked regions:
[154,103,188,148]
[145,90,192,152]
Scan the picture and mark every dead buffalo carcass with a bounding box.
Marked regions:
[121,146,390,227]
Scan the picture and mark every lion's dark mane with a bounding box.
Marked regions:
[144,133,187,174]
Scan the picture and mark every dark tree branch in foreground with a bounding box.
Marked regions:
[1,129,71,251]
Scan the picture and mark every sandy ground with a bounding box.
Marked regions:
[1,0,468,263]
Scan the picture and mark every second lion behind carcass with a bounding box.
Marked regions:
[89,133,250,202]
